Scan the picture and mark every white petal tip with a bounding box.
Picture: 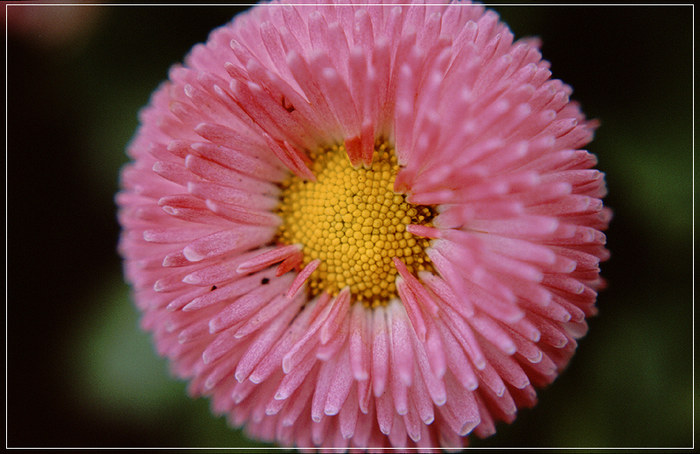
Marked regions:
[324,407,339,416]
[354,372,369,381]
[182,274,200,285]
[208,321,217,334]
[460,420,480,436]
[435,395,447,406]
[183,246,205,262]
[281,357,292,374]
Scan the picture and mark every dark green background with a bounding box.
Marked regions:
[7,3,693,449]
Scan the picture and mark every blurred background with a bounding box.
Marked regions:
[7,2,693,449]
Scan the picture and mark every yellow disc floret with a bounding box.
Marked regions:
[276,141,435,307]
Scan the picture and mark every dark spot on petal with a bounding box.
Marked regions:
[281,95,295,113]
[210,285,217,291]
[261,278,270,285]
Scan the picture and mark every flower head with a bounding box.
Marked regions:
[117,0,610,449]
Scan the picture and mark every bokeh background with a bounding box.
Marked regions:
[7,2,693,449]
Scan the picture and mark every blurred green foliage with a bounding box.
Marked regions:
[8,4,692,449]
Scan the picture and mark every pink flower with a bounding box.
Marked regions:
[117,0,610,449]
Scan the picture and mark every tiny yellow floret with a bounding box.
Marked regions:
[276,141,435,307]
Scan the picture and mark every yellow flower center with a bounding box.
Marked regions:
[276,140,435,307]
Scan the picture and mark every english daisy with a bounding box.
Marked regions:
[117,0,611,448]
